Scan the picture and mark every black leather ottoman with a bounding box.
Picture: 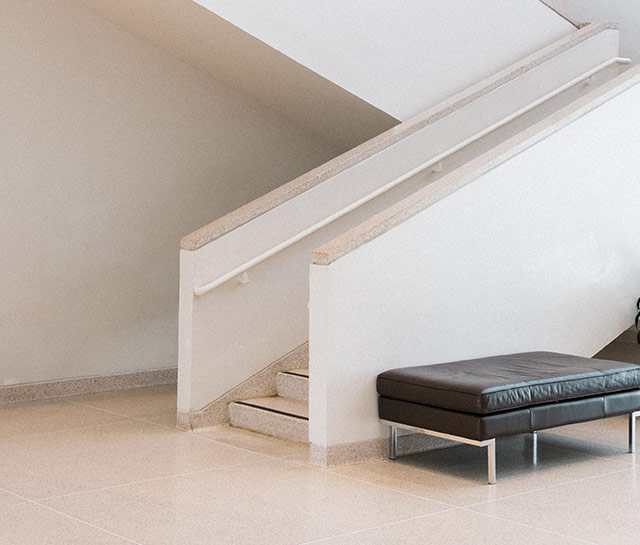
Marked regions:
[377,352,640,484]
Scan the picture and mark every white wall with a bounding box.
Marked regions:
[0,0,337,386]
[195,0,574,120]
[309,75,640,448]
[547,0,640,61]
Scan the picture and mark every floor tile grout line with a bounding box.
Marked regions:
[36,467,222,503]
[215,450,458,509]
[35,454,290,504]
[296,508,459,545]
[34,460,270,504]
[2,390,178,437]
[34,455,357,522]
[0,486,30,500]
[0,420,134,441]
[33,501,145,545]
[279,457,332,470]
[462,469,627,508]
[0,490,143,544]
[0,499,32,509]
[192,431,427,480]
[62,399,179,431]
[458,507,601,545]
[190,429,315,463]
[463,465,634,509]
[299,504,600,545]
[323,469,457,506]
[0,486,37,508]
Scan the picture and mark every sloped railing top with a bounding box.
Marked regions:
[311,65,640,266]
[180,23,614,253]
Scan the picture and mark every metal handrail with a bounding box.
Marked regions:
[194,57,631,297]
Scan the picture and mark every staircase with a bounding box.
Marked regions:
[178,19,640,461]
[229,369,309,442]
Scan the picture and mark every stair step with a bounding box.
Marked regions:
[276,368,309,401]
[229,396,309,443]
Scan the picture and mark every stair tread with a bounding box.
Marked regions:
[233,396,309,419]
[279,368,309,378]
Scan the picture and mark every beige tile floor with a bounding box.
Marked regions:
[0,385,638,544]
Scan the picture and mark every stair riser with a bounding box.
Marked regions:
[276,373,309,401]
[229,403,309,443]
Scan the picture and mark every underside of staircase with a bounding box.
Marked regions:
[229,368,310,442]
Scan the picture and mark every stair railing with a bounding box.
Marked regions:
[193,55,629,297]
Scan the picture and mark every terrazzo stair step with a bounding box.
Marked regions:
[229,396,309,443]
[275,368,309,401]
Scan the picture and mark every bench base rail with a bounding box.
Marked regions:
[381,411,640,485]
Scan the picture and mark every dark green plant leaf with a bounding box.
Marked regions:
[636,311,640,329]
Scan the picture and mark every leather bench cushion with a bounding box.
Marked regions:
[379,396,532,440]
[377,352,640,414]
[379,389,640,441]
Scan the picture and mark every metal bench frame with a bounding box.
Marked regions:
[381,410,640,485]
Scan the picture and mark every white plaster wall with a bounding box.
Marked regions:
[0,0,337,386]
[547,0,640,61]
[309,81,640,448]
[194,0,574,120]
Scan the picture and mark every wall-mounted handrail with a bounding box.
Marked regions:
[194,56,630,297]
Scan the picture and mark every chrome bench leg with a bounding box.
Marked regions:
[629,412,640,453]
[389,425,398,460]
[487,439,496,485]
[380,420,496,483]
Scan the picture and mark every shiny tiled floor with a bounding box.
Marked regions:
[1,386,638,544]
